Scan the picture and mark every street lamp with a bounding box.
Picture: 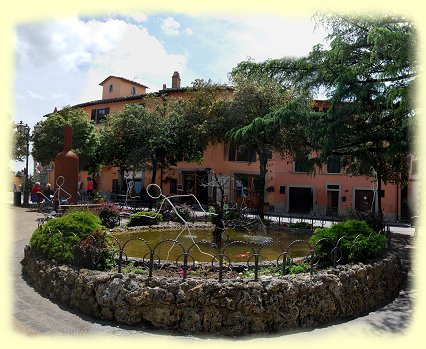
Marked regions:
[17,121,41,206]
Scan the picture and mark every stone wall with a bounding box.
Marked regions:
[21,246,403,336]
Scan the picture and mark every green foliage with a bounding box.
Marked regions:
[30,210,102,261]
[72,230,117,271]
[94,202,121,228]
[309,220,387,265]
[127,211,163,227]
[339,209,386,233]
[99,101,205,184]
[121,262,147,275]
[164,203,194,223]
[244,14,416,215]
[288,261,310,275]
[31,106,99,170]
[12,122,28,162]
[209,203,243,223]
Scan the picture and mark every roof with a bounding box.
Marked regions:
[99,75,149,89]
[73,86,235,108]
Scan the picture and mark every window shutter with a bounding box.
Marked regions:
[91,109,96,121]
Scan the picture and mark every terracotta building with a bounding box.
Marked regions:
[46,73,416,222]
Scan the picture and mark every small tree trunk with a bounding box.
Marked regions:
[257,152,268,220]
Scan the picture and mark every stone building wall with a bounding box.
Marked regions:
[21,246,403,336]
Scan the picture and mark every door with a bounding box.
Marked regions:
[354,190,375,212]
[289,187,313,214]
[326,190,339,216]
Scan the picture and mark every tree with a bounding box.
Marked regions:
[32,106,100,170]
[254,14,417,216]
[99,99,205,193]
[12,122,29,162]
[220,63,306,218]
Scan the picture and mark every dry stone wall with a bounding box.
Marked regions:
[21,246,403,336]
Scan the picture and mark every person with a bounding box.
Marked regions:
[87,177,94,200]
[31,182,42,205]
[42,183,54,206]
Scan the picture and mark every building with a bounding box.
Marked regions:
[46,73,415,222]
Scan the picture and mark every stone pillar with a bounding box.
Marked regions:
[54,125,79,204]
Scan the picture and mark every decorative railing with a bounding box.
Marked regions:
[33,225,390,282]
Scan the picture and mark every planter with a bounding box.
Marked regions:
[21,246,404,336]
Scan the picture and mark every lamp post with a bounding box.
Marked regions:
[17,121,41,206]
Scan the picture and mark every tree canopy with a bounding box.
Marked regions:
[31,106,100,170]
[12,122,29,162]
[220,63,309,217]
[228,14,416,216]
[98,98,205,186]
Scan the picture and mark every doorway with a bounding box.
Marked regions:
[289,187,313,214]
[354,189,375,212]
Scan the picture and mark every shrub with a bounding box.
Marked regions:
[30,210,102,261]
[127,210,162,227]
[339,209,385,233]
[309,219,387,266]
[208,203,244,223]
[72,229,117,271]
[164,203,194,223]
[94,202,121,228]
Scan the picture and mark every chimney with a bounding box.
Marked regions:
[172,71,181,89]
[163,84,167,90]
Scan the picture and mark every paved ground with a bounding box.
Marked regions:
[4,199,419,346]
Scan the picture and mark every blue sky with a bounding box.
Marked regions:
[13,11,328,172]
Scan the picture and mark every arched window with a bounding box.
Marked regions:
[131,86,136,95]
[109,84,113,93]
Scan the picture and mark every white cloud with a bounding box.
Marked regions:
[224,15,327,62]
[81,21,188,100]
[161,17,192,36]
[162,17,181,35]
[126,12,148,23]
[15,18,127,72]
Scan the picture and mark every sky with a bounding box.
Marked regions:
[12,11,329,173]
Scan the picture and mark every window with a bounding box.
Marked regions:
[294,156,311,173]
[228,143,257,162]
[91,107,110,124]
[109,84,113,93]
[131,86,136,95]
[326,157,341,174]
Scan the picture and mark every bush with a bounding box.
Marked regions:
[30,210,102,261]
[72,229,117,271]
[94,202,121,228]
[127,210,163,226]
[309,219,387,266]
[339,209,385,233]
[164,203,194,223]
[208,203,244,223]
